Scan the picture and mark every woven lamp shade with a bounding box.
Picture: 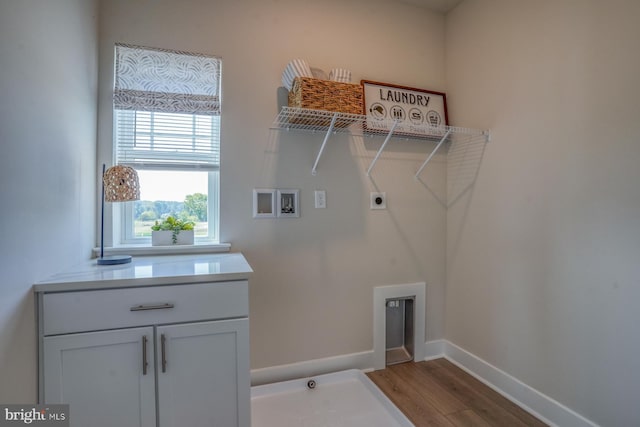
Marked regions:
[103,165,140,202]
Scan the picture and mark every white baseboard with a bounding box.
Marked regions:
[251,340,598,427]
[251,340,441,386]
[250,350,373,386]
[443,341,598,427]
[424,339,445,360]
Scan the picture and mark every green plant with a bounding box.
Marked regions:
[151,216,195,244]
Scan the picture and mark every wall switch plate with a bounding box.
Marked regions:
[370,192,386,209]
[314,190,326,208]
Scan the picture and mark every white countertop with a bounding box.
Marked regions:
[34,253,253,293]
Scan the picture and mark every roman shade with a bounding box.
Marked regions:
[114,43,220,115]
[113,44,221,171]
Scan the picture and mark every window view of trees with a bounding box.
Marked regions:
[183,193,208,222]
[134,193,207,237]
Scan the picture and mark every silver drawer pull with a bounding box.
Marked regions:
[161,333,167,373]
[142,335,148,375]
[130,303,175,312]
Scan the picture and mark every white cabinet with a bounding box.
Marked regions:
[43,327,157,427]
[43,319,249,427]
[156,319,249,427]
[35,255,253,427]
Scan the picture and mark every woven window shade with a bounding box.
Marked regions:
[113,44,221,171]
[114,44,221,115]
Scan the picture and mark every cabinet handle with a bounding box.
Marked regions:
[161,333,167,373]
[142,335,148,375]
[130,303,174,312]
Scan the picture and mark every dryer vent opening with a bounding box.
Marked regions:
[385,297,415,365]
[373,282,425,371]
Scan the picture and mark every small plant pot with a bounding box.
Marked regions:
[151,230,194,246]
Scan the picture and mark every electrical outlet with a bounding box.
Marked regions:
[370,192,386,210]
[314,190,326,208]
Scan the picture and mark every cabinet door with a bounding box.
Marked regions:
[43,327,156,427]
[156,318,250,427]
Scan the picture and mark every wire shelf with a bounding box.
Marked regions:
[272,107,362,134]
[271,107,490,176]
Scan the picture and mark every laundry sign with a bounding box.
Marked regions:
[361,80,448,138]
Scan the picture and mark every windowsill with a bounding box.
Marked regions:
[92,243,231,258]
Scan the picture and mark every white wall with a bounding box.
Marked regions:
[445,0,640,425]
[98,0,448,369]
[2,1,637,423]
[0,0,99,402]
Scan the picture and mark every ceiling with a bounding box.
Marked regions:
[394,0,464,13]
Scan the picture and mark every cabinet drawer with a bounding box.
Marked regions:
[42,281,248,335]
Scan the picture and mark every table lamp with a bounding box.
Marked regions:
[98,164,140,265]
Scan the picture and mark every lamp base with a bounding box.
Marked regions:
[97,255,132,265]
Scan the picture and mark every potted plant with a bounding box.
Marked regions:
[151,216,195,246]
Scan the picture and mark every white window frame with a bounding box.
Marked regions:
[119,170,219,245]
[111,44,222,247]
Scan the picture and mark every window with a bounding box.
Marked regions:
[113,44,221,244]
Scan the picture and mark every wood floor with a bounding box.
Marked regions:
[367,359,548,427]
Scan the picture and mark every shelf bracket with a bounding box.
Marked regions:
[311,113,339,176]
[414,129,452,179]
[366,119,399,176]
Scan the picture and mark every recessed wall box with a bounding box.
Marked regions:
[385,297,415,365]
[277,189,300,218]
[253,189,276,218]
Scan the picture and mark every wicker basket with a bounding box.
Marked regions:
[288,77,363,125]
